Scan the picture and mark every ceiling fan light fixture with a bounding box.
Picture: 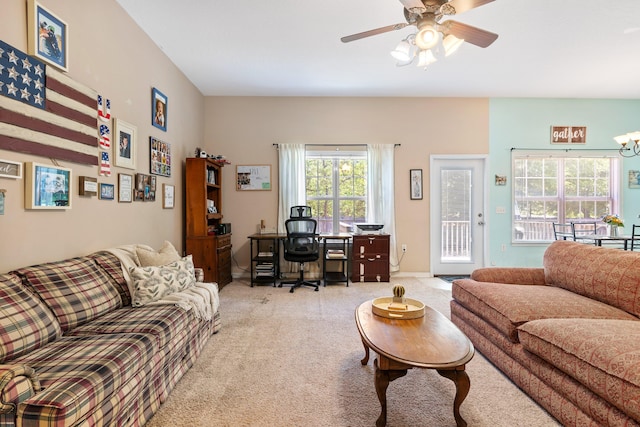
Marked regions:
[416,49,437,68]
[614,134,631,147]
[390,39,412,62]
[415,26,439,50]
[443,34,464,56]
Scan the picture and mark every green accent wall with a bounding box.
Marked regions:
[488,98,640,267]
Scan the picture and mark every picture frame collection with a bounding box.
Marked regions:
[0,3,177,210]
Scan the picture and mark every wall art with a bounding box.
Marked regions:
[410,169,422,200]
[25,162,71,209]
[27,0,68,71]
[152,88,167,132]
[114,119,137,169]
[150,137,171,177]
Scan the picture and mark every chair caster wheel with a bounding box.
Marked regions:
[314,288,319,291]
[289,288,294,293]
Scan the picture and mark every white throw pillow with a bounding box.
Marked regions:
[129,255,196,307]
[136,241,180,267]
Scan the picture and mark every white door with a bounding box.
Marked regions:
[430,156,487,275]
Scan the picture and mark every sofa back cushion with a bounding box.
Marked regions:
[90,251,132,306]
[0,273,62,363]
[13,257,122,332]
[544,240,640,317]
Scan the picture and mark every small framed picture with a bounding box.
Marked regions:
[27,0,69,72]
[0,159,22,179]
[135,173,156,202]
[410,169,422,200]
[114,119,137,169]
[152,88,167,132]
[99,183,115,200]
[118,173,133,202]
[163,184,175,209]
[25,162,72,209]
[78,176,97,196]
[495,175,507,186]
[629,170,640,189]
[150,137,171,177]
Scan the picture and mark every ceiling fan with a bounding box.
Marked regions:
[341,0,498,66]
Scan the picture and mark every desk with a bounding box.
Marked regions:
[580,234,633,250]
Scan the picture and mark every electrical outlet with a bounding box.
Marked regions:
[401,244,407,253]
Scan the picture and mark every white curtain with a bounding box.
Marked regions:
[277,144,306,233]
[367,144,399,272]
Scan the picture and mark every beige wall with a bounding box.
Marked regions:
[204,97,489,274]
[0,0,204,272]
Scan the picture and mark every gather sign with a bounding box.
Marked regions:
[551,126,587,144]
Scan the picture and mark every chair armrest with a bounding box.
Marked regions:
[0,364,41,414]
[470,267,546,285]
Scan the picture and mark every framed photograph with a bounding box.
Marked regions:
[629,170,640,189]
[118,173,133,202]
[150,137,171,177]
[27,0,69,72]
[0,159,22,179]
[410,169,422,200]
[152,88,167,132]
[114,119,137,169]
[495,175,507,186]
[236,165,271,191]
[24,162,72,209]
[163,184,175,209]
[99,183,115,200]
[135,173,156,201]
[78,176,97,196]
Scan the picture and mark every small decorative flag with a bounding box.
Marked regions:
[100,151,111,176]
[97,95,111,121]
[99,123,110,149]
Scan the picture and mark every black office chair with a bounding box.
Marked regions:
[631,224,640,251]
[278,216,320,293]
[290,205,312,218]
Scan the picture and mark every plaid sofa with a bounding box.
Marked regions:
[0,250,221,427]
[451,240,640,427]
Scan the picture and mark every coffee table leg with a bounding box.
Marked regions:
[437,367,471,427]
[360,339,370,365]
[374,358,407,427]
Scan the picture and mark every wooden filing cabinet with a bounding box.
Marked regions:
[351,234,390,282]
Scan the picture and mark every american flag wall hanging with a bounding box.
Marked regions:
[0,39,98,165]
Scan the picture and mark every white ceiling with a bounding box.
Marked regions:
[115,0,640,98]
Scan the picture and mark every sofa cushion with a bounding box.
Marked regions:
[544,240,640,317]
[67,305,192,350]
[518,318,640,420]
[136,241,180,267]
[129,256,196,307]
[15,333,158,427]
[0,274,61,363]
[452,279,638,342]
[90,251,132,306]
[13,257,122,332]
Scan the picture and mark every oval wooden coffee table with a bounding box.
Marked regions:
[355,300,475,427]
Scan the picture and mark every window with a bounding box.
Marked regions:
[512,152,620,242]
[305,149,367,234]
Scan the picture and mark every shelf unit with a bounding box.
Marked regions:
[185,158,232,288]
[321,234,351,287]
[249,234,280,287]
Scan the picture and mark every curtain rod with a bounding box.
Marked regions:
[273,143,401,147]
[510,147,619,152]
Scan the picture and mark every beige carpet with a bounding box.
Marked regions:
[146,278,561,427]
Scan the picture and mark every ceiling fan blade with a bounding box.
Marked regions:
[441,20,498,48]
[340,23,409,43]
[443,0,495,15]
[398,0,426,14]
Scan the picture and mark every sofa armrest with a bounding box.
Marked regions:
[194,268,204,282]
[470,267,546,285]
[0,364,41,414]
